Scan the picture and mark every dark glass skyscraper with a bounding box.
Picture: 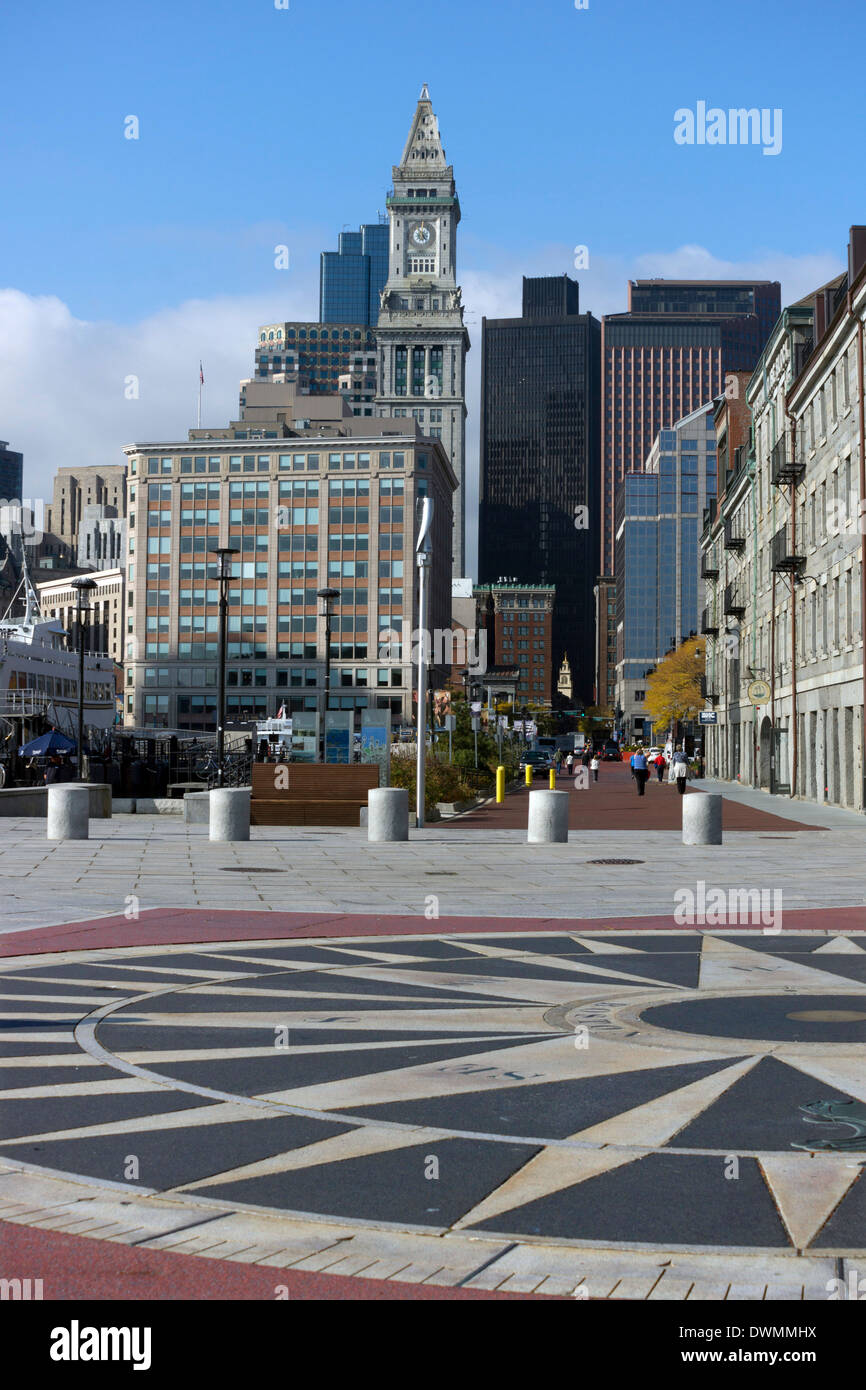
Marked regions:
[319,224,390,326]
[479,275,601,704]
[0,441,23,503]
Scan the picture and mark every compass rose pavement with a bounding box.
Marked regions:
[3,919,866,1299]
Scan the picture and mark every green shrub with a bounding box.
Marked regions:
[390,755,464,813]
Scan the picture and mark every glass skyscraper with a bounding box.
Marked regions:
[320,224,390,326]
[614,403,717,740]
[601,279,781,574]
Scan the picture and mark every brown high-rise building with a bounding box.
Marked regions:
[474,582,555,707]
[600,279,781,574]
[593,575,616,712]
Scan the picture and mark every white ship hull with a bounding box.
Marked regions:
[0,627,115,739]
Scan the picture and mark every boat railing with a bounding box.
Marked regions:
[0,691,52,717]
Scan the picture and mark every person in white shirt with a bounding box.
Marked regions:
[589,755,599,782]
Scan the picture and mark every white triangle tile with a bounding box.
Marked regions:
[570,1055,760,1146]
[813,937,866,955]
[760,1154,862,1247]
[699,934,862,993]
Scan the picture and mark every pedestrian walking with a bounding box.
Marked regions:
[565,752,574,774]
[590,754,599,782]
[632,749,649,796]
[655,753,666,783]
[582,749,591,768]
[673,750,689,795]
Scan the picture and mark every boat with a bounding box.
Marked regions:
[0,557,115,783]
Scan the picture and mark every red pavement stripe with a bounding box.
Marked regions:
[2,906,865,958]
[0,1218,555,1300]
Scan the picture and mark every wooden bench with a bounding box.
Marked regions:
[250,763,380,826]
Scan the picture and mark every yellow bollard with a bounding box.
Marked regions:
[496,766,505,803]
[549,767,556,790]
[525,763,533,787]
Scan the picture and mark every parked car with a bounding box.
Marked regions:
[646,747,663,759]
[520,749,554,778]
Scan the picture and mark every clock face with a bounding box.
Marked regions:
[411,221,434,248]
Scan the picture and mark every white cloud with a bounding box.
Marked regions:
[0,242,845,581]
[0,285,316,506]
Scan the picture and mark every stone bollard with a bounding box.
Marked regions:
[368,787,409,842]
[527,789,569,844]
[209,787,251,842]
[80,783,112,819]
[683,792,723,845]
[47,785,90,840]
[184,791,211,825]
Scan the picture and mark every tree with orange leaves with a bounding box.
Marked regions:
[643,636,706,734]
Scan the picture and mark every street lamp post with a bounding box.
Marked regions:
[70,576,98,782]
[463,670,480,770]
[415,497,434,828]
[210,547,239,787]
[317,586,341,762]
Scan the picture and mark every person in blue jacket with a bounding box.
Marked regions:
[632,749,650,796]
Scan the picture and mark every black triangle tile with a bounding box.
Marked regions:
[344,1055,744,1139]
[666,1056,860,1152]
[469,1150,791,1246]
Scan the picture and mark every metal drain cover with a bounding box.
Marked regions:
[587,858,645,865]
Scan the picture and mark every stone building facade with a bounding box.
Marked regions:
[701,227,866,809]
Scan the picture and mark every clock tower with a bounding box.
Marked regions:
[376,84,469,576]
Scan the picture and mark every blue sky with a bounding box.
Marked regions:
[1,0,863,570]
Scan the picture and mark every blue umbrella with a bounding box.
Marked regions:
[20,731,76,757]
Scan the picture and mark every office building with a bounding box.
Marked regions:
[38,567,126,668]
[46,466,127,556]
[473,581,555,706]
[254,322,378,414]
[601,279,781,573]
[615,403,717,741]
[375,84,469,577]
[122,380,455,729]
[0,441,23,503]
[320,223,390,326]
[478,275,601,702]
[77,505,126,571]
[593,575,616,711]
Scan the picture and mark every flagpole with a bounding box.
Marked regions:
[197,363,202,430]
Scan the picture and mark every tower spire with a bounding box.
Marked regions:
[398,85,447,172]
